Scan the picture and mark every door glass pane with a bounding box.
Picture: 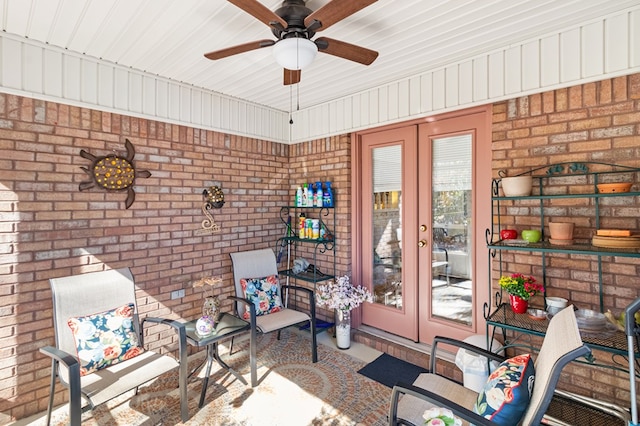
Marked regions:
[431,135,473,325]
[372,145,402,309]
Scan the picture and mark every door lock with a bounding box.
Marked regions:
[420,224,428,232]
[418,239,428,247]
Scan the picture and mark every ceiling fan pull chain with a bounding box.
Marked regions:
[289,85,294,125]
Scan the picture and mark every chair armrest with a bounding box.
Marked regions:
[430,336,505,372]
[141,317,187,349]
[142,317,186,333]
[39,345,80,371]
[390,381,495,426]
[281,284,316,305]
[227,295,257,324]
[281,284,313,296]
[139,317,189,422]
[281,284,316,318]
[40,345,82,424]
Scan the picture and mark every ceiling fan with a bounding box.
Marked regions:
[204,0,379,85]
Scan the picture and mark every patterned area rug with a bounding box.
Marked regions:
[32,330,390,426]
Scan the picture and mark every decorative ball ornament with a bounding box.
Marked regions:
[195,315,215,336]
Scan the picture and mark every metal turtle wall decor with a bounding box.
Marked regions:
[79,139,151,209]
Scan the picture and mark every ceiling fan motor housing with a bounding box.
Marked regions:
[272,0,316,39]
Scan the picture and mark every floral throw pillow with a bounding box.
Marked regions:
[473,354,535,426]
[67,303,145,376]
[240,275,283,319]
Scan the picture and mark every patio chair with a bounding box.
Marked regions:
[39,268,188,426]
[389,305,590,425]
[432,227,450,285]
[230,248,317,387]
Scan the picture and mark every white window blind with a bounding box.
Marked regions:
[372,134,471,193]
[433,134,472,191]
[373,145,402,193]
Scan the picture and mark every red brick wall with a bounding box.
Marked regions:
[2,70,640,420]
[0,94,352,422]
[287,136,352,321]
[491,74,640,410]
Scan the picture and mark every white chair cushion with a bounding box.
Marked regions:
[80,350,178,407]
[255,308,310,333]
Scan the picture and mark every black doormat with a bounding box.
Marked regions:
[357,353,429,388]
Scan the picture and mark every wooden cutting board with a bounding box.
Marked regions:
[592,234,640,248]
[596,229,632,237]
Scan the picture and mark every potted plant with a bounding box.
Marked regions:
[316,275,373,349]
[499,273,543,313]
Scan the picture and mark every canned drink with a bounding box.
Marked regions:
[311,219,320,239]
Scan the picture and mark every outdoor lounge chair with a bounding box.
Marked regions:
[39,268,188,425]
[389,305,591,425]
[230,248,317,387]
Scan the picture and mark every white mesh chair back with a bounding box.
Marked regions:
[230,248,280,317]
[521,305,589,425]
[50,268,138,359]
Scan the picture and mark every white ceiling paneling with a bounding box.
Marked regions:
[2,0,640,144]
[4,0,640,112]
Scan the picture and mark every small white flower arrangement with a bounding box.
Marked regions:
[316,275,373,312]
[422,407,462,426]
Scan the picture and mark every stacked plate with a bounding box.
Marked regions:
[592,233,640,248]
[575,309,607,331]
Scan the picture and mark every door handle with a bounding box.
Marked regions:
[418,239,428,248]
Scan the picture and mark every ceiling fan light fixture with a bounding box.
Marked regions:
[273,37,317,70]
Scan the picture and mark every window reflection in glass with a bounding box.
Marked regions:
[431,135,473,325]
[371,145,402,309]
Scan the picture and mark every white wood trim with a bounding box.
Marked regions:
[290,6,640,143]
[0,33,289,144]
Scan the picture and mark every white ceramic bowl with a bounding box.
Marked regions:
[546,297,568,315]
[501,176,533,197]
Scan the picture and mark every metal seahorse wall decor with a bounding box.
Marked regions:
[79,139,151,209]
[196,186,225,235]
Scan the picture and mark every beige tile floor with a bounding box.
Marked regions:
[316,328,382,363]
[11,328,381,426]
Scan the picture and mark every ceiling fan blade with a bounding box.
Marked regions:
[204,39,275,60]
[228,0,287,28]
[284,69,301,85]
[304,0,377,32]
[315,37,378,65]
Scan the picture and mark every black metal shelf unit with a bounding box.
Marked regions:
[276,205,336,331]
[485,161,640,425]
[276,205,336,285]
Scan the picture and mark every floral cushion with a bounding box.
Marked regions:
[240,275,283,319]
[67,303,145,376]
[473,354,535,426]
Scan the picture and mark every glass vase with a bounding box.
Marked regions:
[203,296,220,323]
[335,309,351,349]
